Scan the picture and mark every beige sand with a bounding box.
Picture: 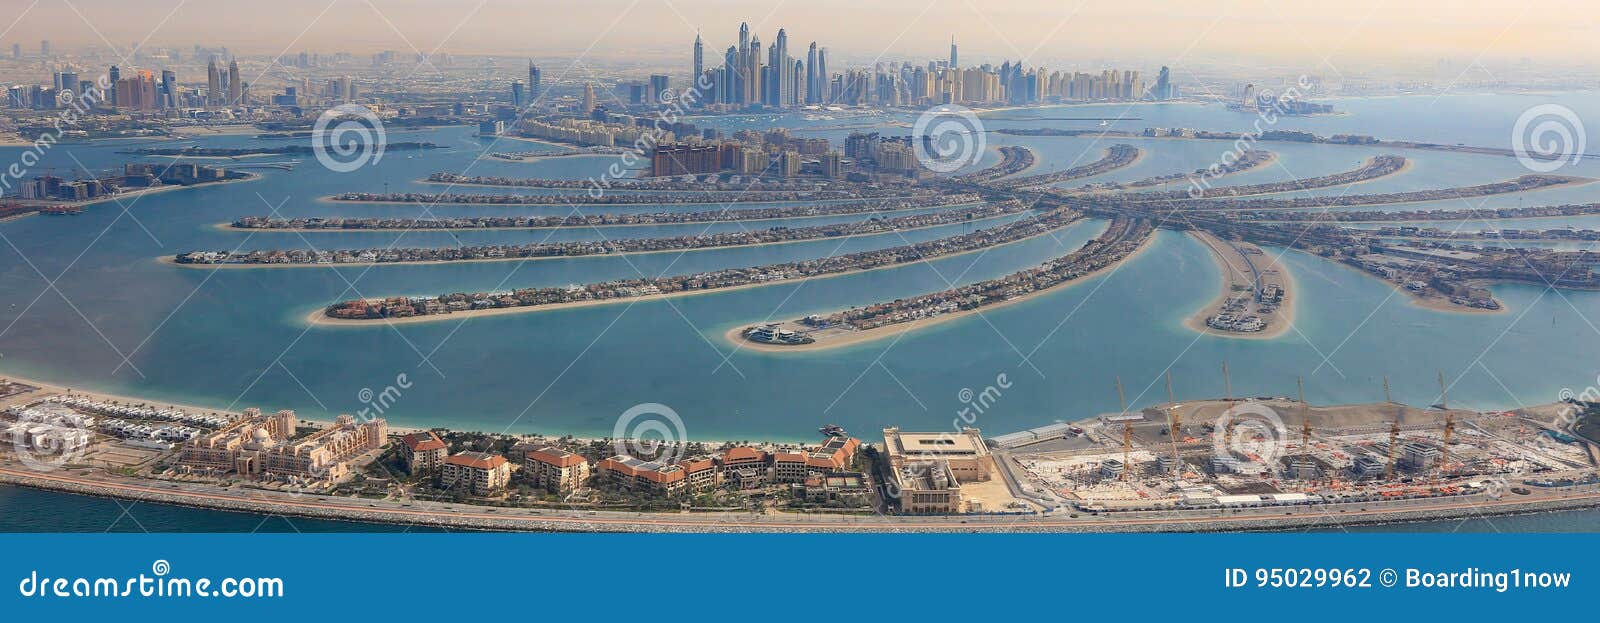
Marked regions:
[0,374,426,435]
[724,225,1158,353]
[1180,231,1297,340]
[304,216,1089,328]
[166,211,1022,269]
[249,198,982,228]
[302,216,1088,328]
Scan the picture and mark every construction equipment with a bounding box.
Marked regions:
[1167,371,1181,478]
[1115,376,1131,481]
[1386,415,1401,481]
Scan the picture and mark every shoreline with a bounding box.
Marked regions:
[209,197,960,229]
[0,373,428,436]
[4,464,1596,533]
[724,222,1156,353]
[164,212,1024,269]
[1199,173,1595,212]
[316,195,915,208]
[3,172,263,211]
[303,216,1091,328]
[1325,256,1507,315]
[1180,230,1297,340]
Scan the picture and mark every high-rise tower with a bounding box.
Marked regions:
[692,32,704,92]
[950,35,958,69]
[528,61,542,101]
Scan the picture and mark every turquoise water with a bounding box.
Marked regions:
[2,93,1600,446]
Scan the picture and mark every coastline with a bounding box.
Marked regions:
[4,463,1596,533]
[0,373,427,436]
[1325,255,1507,315]
[1199,173,1596,211]
[3,172,263,212]
[216,198,974,231]
[303,216,1090,328]
[1180,230,1297,340]
[316,195,904,207]
[169,212,1024,269]
[724,223,1156,353]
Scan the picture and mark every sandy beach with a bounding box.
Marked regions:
[997,144,1145,187]
[271,197,983,226]
[303,215,1089,328]
[1325,256,1507,315]
[0,373,427,435]
[1180,230,1297,340]
[723,224,1158,353]
[165,211,1023,269]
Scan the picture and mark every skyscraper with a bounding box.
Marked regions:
[774,28,789,107]
[107,66,120,106]
[722,46,737,105]
[227,60,242,106]
[805,42,819,104]
[206,58,221,106]
[160,70,177,108]
[581,83,596,114]
[510,80,525,107]
[747,36,761,106]
[692,32,704,93]
[40,40,50,57]
[816,47,828,104]
[11,43,18,59]
[950,36,958,69]
[528,61,542,101]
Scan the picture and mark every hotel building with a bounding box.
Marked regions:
[882,427,994,514]
[524,447,591,494]
[178,410,387,483]
[440,451,511,495]
[399,431,447,474]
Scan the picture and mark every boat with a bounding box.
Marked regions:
[819,424,846,437]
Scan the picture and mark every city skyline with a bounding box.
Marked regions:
[3,0,1598,70]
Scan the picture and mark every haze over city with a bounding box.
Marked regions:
[5,0,1599,69]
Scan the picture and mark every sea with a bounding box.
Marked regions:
[3,91,1600,531]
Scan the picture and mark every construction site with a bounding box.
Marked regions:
[993,371,1600,515]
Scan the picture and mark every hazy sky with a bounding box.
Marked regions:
[4,0,1594,69]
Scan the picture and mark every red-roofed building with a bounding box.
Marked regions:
[597,455,687,496]
[525,447,591,494]
[440,451,511,494]
[399,431,448,474]
[677,456,720,492]
[772,451,810,483]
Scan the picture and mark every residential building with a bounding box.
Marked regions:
[399,431,447,474]
[524,447,591,494]
[440,451,511,494]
